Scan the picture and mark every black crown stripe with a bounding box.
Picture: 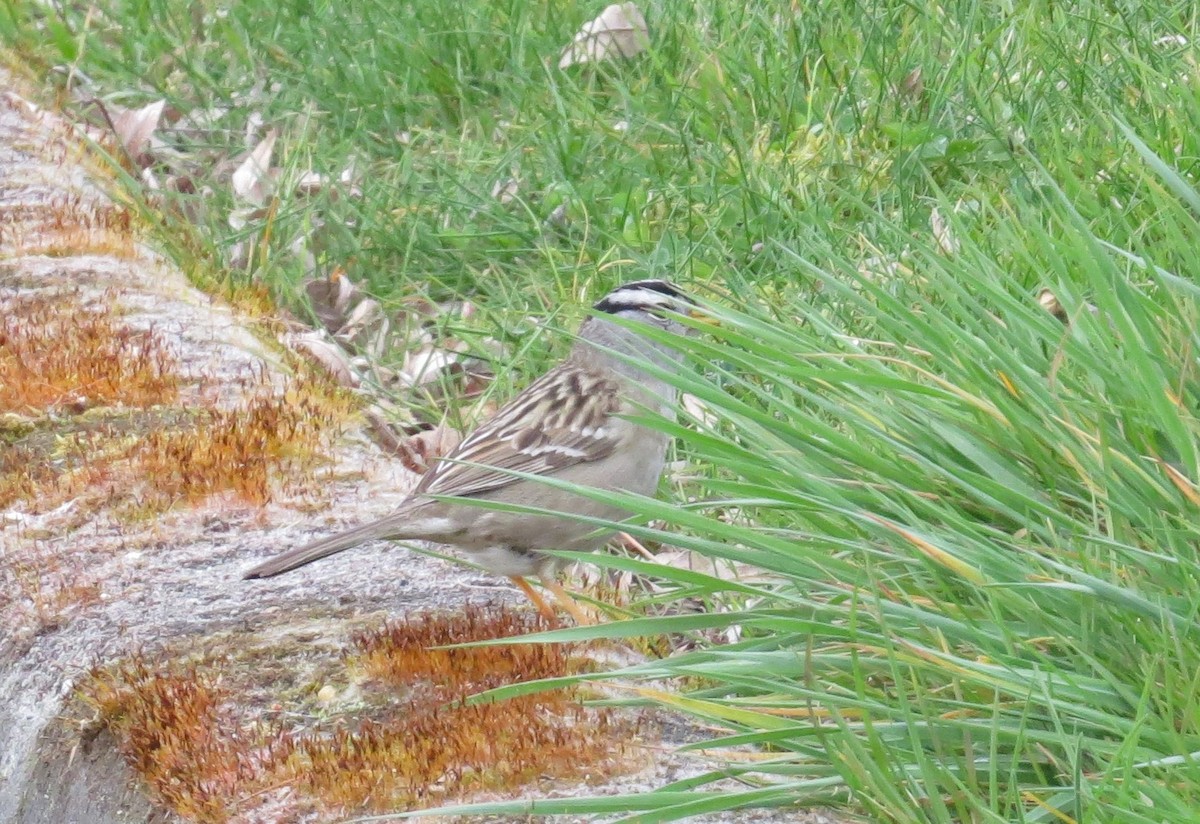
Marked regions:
[592,280,694,314]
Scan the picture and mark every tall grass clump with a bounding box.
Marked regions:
[405,152,1200,823]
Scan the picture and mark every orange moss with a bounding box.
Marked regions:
[0,291,177,414]
[0,443,46,509]
[4,541,102,637]
[135,375,352,507]
[279,604,628,812]
[1,345,352,515]
[83,658,248,823]
[0,194,136,258]
[0,420,134,512]
[265,692,624,812]
[80,606,643,821]
[216,279,277,319]
[354,600,578,686]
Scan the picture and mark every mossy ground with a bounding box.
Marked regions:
[80,604,646,822]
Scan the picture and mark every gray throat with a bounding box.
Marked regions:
[570,315,683,414]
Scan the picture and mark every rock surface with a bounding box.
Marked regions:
[0,77,541,824]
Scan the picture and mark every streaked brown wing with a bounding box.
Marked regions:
[416,364,626,499]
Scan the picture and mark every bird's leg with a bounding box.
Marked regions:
[618,531,655,560]
[508,576,561,628]
[539,576,598,626]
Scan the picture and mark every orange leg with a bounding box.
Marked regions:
[508,576,561,628]
[618,531,655,560]
[507,575,597,626]
[540,576,597,626]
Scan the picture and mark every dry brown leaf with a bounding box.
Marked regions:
[110,99,165,160]
[930,206,959,256]
[226,239,250,270]
[290,331,359,387]
[244,110,265,141]
[227,205,270,231]
[491,177,520,204]
[681,393,719,430]
[1037,288,1100,324]
[559,3,650,68]
[651,548,773,586]
[336,297,390,356]
[388,422,463,475]
[294,164,362,200]
[545,202,570,230]
[304,272,359,332]
[395,294,440,323]
[231,128,278,204]
[898,66,924,101]
[460,354,496,396]
[415,355,496,409]
[294,170,329,195]
[400,345,460,389]
[301,273,392,355]
[1038,289,1068,322]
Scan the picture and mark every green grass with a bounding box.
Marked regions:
[6,0,1200,820]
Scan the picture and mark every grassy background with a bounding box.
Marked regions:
[5,0,1200,821]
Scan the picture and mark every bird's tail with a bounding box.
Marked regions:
[242,519,402,579]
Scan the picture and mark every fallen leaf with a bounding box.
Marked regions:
[290,331,359,387]
[1037,288,1099,323]
[227,239,250,270]
[545,202,570,230]
[372,419,463,475]
[395,294,441,324]
[1037,288,1068,322]
[930,206,959,256]
[110,99,165,161]
[651,548,772,585]
[294,163,362,200]
[400,345,460,389]
[559,3,649,68]
[1153,34,1188,47]
[416,355,497,409]
[244,110,265,141]
[171,104,232,139]
[336,297,390,356]
[491,177,520,204]
[898,66,924,101]
[681,393,719,430]
[304,271,359,332]
[227,205,270,231]
[858,255,907,280]
[231,128,278,204]
[294,170,328,195]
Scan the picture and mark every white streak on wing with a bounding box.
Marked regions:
[523,444,588,458]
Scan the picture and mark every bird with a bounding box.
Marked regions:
[244,279,702,625]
